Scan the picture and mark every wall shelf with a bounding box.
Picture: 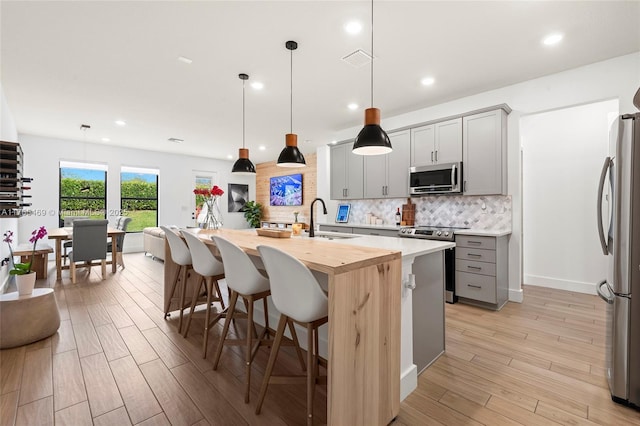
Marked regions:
[1,141,31,218]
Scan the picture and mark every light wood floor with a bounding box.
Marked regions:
[1,253,639,425]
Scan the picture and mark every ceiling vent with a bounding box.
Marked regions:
[342,49,373,68]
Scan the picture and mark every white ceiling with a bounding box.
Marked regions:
[2,1,639,165]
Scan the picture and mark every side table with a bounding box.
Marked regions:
[12,242,53,279]
[0,288,61,349]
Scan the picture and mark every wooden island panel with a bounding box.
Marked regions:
[163,228,401,425]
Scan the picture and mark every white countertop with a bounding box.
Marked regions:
[455,229,512,237]
[306,231,454,258]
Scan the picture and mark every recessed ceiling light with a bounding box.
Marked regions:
[344,21,362,34]
[259,145,266,151]
[542,33,563,46]
[226,154,233,160]
[348,103,359,110]
[101,137,110,142]
[177,56,193,64]
[251,81,264,90]
[421,77,435,86]
[115,120,126,126]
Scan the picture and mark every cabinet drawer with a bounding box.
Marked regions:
[456,272,497,303]
[352,228,399,237]
[319,225,352,234]
[456,247,496,263]
[456,235,496,250]
[456,259,496,277]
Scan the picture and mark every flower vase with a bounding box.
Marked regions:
[203,198,223,230]
[16,272,36,296]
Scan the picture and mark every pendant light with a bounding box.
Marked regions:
[231,73,256,174]
[352,0,392,155]
[277,40,306,167]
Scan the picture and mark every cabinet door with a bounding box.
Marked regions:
[435,118,462,164]
[386,130,410,198]
[345,147,364,199]
[463,110,506,195]
[363,153,386,198]
[410,124,435,166]
[330,144,347,199]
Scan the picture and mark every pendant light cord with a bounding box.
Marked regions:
[290,46,293,134]
[370,0,374,108]
[242,78,246,149]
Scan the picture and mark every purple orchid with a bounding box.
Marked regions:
[4,226,48,275]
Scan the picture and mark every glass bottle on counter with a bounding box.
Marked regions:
[395,208,401,226]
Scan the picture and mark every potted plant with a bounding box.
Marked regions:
[3,226,48,295]
[242,201,263,228]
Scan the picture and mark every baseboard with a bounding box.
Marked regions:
[524,274,597,295]
[400,364,417,401]
[509,288,524,303]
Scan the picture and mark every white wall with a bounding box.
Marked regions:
[17,134,256,252]
[522,100,617,293]
[320,52,640,301]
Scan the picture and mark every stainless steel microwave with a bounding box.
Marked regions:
[409,162,462,195]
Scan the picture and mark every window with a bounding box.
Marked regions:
[121,166,159,232]
[59,161,107,226]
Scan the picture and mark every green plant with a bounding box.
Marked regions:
[242,201,263,228]
[3,226,48,275]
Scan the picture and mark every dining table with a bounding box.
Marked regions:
[48,226,126,280]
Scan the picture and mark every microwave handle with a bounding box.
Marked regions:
[451,164,457,188]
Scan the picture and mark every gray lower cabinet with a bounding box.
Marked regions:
[319,225,353,233]
[455,234,508,310]
[352,227,399,237]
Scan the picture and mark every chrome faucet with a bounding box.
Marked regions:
[309,198,327,238]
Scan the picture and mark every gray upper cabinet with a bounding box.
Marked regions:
[364,130,410,198]
[410,118,462,167]
[462,109,508,195]
[330,143,363,200]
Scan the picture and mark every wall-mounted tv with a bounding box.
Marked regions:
[270,173,302,206]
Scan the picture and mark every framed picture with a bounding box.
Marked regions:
[228,183,249,212]
[269,173,302,206]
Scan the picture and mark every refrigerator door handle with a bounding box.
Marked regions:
[597,156,611,255]
[596,279,614,304]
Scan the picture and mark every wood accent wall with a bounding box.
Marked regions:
[256,153,317,226]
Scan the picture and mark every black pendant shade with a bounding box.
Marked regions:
[232,73,256,174]
[353,108,392,155]
[277,40,306,168]
[277,133,306,168]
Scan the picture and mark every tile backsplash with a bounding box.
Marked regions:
[346,195,512,230]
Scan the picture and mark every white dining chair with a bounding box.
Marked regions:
[161,225,193,333]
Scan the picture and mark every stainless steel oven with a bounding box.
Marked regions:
[409,162,462,195]
[398,226,465,303]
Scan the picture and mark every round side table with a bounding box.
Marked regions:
[0,288,61,349]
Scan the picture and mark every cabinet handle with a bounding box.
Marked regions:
[370,233,380,236]
[467,253,482,258]
[431,151,434,162]
[435,150,438,162]
[467,284,482,289]
[467,241,482,245]
[464,181,467,192]
[467,266,482,270]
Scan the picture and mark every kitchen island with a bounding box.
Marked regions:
[163,228,452,425]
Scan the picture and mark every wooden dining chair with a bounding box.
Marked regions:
[68,219,109,283]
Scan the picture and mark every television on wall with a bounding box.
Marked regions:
[270,174,303,206]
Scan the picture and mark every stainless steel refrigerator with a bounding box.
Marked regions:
[596,91,640,408]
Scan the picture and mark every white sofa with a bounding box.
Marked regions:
[143,227,165,261]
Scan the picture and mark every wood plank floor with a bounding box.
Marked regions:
[0,253,638,425]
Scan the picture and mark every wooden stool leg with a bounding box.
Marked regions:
[288,319,306,372]
[164,266,181,318]
[202,277,214,358]
[212,291,239,370]
[245,295,254,403]
[182,275,204,339]
[177,266,189,334]
[306,323,314,426]
[255,315,288,415]
[263,297,270,338]
[213,280,225,310]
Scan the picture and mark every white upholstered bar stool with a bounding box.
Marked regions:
[181,231,226,357]
[211,235,306,403]
[161,225,193,333]
[255,245,328,426]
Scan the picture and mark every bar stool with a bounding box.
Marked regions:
[211,236,306,403]
[181,231,226,358]
[255,245,328,426]
[161,226,192,333]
